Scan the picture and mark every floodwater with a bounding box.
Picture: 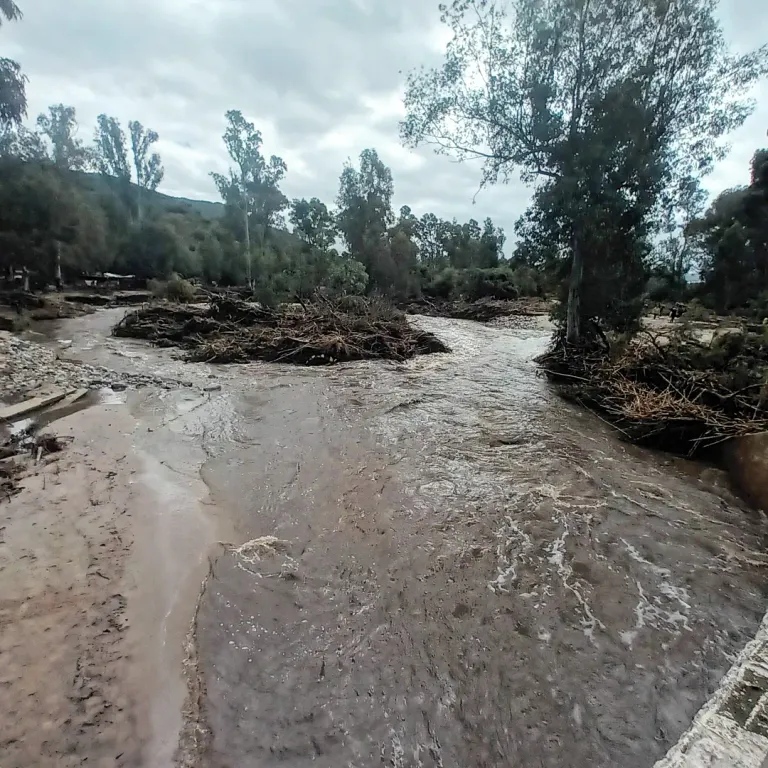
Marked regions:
[51,309,767,768]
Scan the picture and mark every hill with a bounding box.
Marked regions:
[77,172,226,219]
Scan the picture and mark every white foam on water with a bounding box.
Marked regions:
[547,518,605,645]
[620,539,692,645]
[489,516,533,593]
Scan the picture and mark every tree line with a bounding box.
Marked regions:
[0,3,515,303]
[1,0,766,321]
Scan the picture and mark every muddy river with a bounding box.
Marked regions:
[47,309,767,767]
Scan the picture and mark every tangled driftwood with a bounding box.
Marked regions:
[113,295,450,365]
[537,326,768,455]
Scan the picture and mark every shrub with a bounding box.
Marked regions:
[149,273,196,303]
[461,267,519,301]
[423,267,459,299]
[682,298,714,322]
[510,266,540,297]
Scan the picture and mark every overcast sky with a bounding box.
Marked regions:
[4,0,767,246]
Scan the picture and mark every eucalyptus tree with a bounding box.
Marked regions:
[403,0,768,340]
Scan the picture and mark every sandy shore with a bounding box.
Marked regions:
[0,399,217,768]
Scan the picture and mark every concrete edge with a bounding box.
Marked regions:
[655,611,768,768]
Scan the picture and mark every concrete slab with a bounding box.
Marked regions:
[656,612,768,767]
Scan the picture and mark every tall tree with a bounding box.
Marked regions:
[290,197,336,251]
[37,104,90,171]
[415,212,448,266]
[249,154,288,253]
[129,120,164,222]
[690,148,768,311]
[211,110,286,286]
[0,0,25,127]
[93,114,130,180]
[0,123,45,161]
[402,0,768,341]
[336,148,394,291]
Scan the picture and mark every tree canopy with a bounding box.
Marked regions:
[403,0,768,338]
[0,0,25,127]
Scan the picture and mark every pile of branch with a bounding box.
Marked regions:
[403,297,550,322]
[112,294,450,365]
[537,326,768,454]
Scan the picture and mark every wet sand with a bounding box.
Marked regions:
[3,310,767,767]
[0,379,227,766]
[0,405,147,767]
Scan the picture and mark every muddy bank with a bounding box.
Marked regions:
[0,330,193,401]
[0,406,146,767]
[0,324,231,767]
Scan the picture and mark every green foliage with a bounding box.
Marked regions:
[326,257,368,297]
[118,220,185,279]
[290,197,336,251]
[0,155,109,282]
[211,110,288,285]
[691,149,768,313]
[423,267,459,299]
[148,274,196,302]
[403,0,768,339]
[93,114,130,180]
[166,274,196,302]
[461,268,519,301]
[0,1,25,128]
[682,298,714,323]
[37,104,90,171]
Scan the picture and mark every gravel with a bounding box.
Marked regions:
[0,333,189,401]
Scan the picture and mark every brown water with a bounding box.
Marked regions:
[51,310,767,768]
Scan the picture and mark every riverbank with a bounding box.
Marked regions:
[0,324,227,767]
[0,405,149,767]
[0,331,192,401]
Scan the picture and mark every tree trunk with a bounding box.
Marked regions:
[566,231,584,343]
[22,267,30,293]
[243,187,252,289]
[54,241,63,291]
[136,186,143,225]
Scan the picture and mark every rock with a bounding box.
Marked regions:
[204,384,222,392]
[110,382,127,392]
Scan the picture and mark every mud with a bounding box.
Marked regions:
[44,310,768,768]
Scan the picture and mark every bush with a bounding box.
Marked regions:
[510,266,540,296]
[325,258,368,297]
[682,298,715,322]
[423,267,459,299]
[148,273,197,303]
[461,268,519,301]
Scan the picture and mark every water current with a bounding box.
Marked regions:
[50,309,767,767]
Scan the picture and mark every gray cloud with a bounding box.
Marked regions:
[4,0,767,250]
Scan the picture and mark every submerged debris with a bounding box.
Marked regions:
[403,296,551,322]
[537,326,768,455]
[112,295,450,365]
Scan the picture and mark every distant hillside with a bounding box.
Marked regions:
[74,172,303,255]
[151,190,226,219]
[76,172,225,220]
